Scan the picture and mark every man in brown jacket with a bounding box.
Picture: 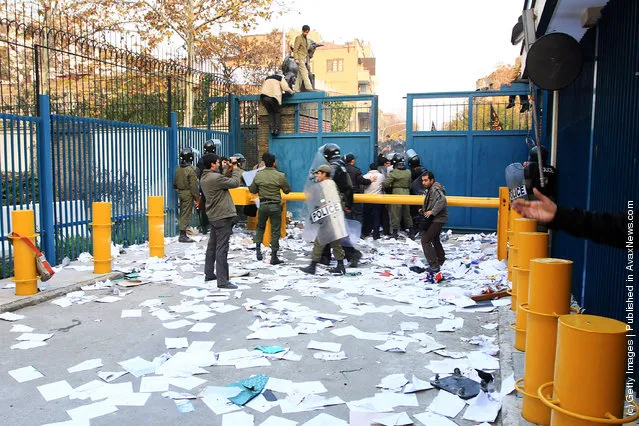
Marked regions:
[260,73,294,136]
[293,25,313,92]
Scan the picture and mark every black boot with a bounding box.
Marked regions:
[300,261,317,275]
[407,227,418,240]
[256,243,263,261]
[329,260,345,275]
[392,230,399,240]
[270,250,283,265]
[348,249,362,268]
[179,230,194,243]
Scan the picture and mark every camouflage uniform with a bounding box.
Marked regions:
[249,167,292,251]
[384,166,413,234]
[173,164,199,232]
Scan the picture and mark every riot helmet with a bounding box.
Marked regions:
[406,149,420,168]
[528,145,549,165]
[322,143,341,161]
[390,153,404,166]
[203,139,218,154]
[179,147,194,164]
[232,153,246,167]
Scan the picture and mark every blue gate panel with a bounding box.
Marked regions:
[411,134,468,228]
[470,134,529,229]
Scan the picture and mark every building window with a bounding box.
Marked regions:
[358,83,368,94]
[327,59,344,72]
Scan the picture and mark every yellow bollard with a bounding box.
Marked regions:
[538,315,637,426]
[516,258,572,425]
[497,187,509,261]
[91,202,113,274]
[10,210,38,296]
[147,196,165,258]
[513,232,548,351]
[507,208,522,287]
[509,217,536,311]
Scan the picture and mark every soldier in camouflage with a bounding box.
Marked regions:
[173,147,199,243]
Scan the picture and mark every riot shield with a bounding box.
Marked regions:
[505,163,527,202]
[307,179,347,245]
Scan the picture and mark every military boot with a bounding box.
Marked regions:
[270,250,283,265]
[328,260,346,275]
[256,243,263,261]
[300,261,317,275]
[179,230,194,243]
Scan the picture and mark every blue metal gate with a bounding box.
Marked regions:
[406,88,537,230]
[265,93,377,217]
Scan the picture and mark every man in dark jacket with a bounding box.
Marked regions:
[200,154,243,289]
[344,153,375,225]
[249,152,292,264]
[512,188,627,248]
[419,171,448,273]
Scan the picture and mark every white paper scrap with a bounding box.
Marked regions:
[165,337,189,349]
[258,415,297,426]
[139,376,170,393]
[463,391,502,422]
[378,374,409,390]
[301,413,348,426]
[37,380,75,401]
[51,297,73,308]
[9,324,34,332]
[0,312,25,321]
[189,322,216,333]
[118,356,156,377]
[105,392,151,407]
[121,309,141,318]
[403,375,434,393]
[372,412,413,426]
[375,339,409,353]
[222,411,254,426]
[16,332,54,341]
[67,401,118,420]
[9,365,44,383]
[96,296,121,303]
[436,318,464,332]
[427,390,466,418]
[163,319,194,329]
[186,341,215,353]
[313,351,347,361]
[68,358,103,373]
[97,371,128,383]
[413,411,458,426]
[307,340,341,352]
[11,341,47,350]
[501,373,516,396]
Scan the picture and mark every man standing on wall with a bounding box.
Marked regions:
[249,152,292,265]
[200,154,242,289]
[293,25,314,92]
[174,147,199,243]
[260,73,294,136]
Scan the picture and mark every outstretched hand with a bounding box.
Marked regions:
[511,188,558,222]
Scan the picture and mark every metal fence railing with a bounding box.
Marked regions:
[0,96,232,279]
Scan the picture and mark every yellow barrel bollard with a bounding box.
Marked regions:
[497,187,509,261]
[147,196,165,258]
[508,217,536,311]
[506,208,522,294]
[10,210,38,296]
[538,314,638,426]
[516,258,572,425]
[91,202,113,274]
[513,232,548,351]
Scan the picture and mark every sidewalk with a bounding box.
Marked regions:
[0,233,535,425]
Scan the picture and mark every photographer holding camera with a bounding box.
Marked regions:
[200,154,242,289]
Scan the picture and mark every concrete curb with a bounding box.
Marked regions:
[0,272,125,314]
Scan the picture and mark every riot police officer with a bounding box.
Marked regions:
[383,153,414,239]
[174,147,199,243]
[407,149,425,239]
[322,143,362,267]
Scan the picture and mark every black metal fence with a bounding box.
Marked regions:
[0,14,231,128]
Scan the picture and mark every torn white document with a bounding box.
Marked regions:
[301,413,348,426]
[163,319,194,330]
[67,401,118,420]
[16,332,54,342]
[68,358,103,373]
[189,322,216,333]
[9,324,34,332]
[165,337,189,349]
[436,318,464,332]
[403,375,434,393]
[372,412,413,426]
[121,309,142,318]
[307,340,341,352]
[97,371,128,383]
[37,380,75,401]
[118,356,156,377]
[0,312,25,321]
[427,390,466,418]
[139,376,171,393]
[412,411,458,426]
[9,365,44,383]
[375,339,409,353]
[377,374,408,391]
[313,351,347,361]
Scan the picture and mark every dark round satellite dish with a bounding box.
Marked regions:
[526,32,584,90]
